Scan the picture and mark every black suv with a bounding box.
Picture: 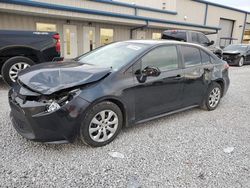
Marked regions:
[0,30,61,86]
[162,30,222,58]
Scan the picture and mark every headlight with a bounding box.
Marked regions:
[45,89,80,113]
[47,102,61,112]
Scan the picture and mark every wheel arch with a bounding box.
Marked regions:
[85,96,128,128]
[213,79,225,97]
[0,46,42,66]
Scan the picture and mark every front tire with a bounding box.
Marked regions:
[238,57,244,67]
[1,56,35,86]
[80,101,123,147]
[201,82,222,111]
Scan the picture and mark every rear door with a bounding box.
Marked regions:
[179,45,207,107]
[133,45,184,121]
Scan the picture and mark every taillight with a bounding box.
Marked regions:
[53,33,61,53]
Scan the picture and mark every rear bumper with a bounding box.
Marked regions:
[9,89,90,143]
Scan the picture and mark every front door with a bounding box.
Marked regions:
[83,26,96,53]
[63,25,77,59]
[133,45,184,121]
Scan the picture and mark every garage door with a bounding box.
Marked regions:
[216,18,234,47]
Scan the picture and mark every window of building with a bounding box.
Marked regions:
[200,50,211,64]
[100,28,114,46]
[36,23,56,32]
[181,46,201,67]
[141,45,179,71]
[152,33,162,40]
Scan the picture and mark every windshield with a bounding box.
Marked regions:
[77,42,150,70]
[224,45,248,52]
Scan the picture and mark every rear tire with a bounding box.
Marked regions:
[1,56,35,86]
[80,101,123,147]
[201,82,222,111]
[238,57,244,67]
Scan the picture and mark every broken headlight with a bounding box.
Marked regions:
[45,89,80,113]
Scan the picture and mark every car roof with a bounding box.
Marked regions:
[0,29,57,35]
[124,39,206,49]
[162,30,203,34]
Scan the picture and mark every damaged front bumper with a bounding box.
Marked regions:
[222,55,241,65]
[8,86,90,143]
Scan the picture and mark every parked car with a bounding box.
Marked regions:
[162,30,222,58]
[222,44,250,67]
[0,30,61,86]
[9,40,230,147]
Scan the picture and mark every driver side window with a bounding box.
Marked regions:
[141,45,179,71]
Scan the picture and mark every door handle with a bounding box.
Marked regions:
[173,74,183,80]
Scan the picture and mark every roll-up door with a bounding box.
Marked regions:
[217,18,234,47]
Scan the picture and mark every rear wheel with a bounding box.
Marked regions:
[1,56,34,86]
[80,101,123,147]
[238,57,244,67]
[201,82,222,111]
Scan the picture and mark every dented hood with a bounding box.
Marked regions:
[18,61,111,95]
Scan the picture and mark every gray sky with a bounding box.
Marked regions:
[206,0,250,12]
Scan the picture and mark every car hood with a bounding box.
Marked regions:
[18,61,111,95]
[222,50,243,55]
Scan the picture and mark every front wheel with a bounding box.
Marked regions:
[238,57,244,67]
[201,82,222,111]
[1,56,35,86]
[80,101,123,147]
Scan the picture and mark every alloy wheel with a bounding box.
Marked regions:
[208,87,221,108]
[9,62,30,82]
[239,57,244,67]
[89,110,119,143]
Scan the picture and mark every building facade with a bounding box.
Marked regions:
[0,0,249,58]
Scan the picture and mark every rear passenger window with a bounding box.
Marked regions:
[181,46,201,67]
[200,50,211,64]
[141,45,179,71]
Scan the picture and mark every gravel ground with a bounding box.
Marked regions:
[0,67,250,188]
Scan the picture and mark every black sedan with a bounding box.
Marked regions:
[9,41,230,147]
[222,44,250,67]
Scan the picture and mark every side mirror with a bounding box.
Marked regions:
[142,66,161,77]
[209,40,215,46]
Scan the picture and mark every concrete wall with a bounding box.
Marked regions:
[116,0,177,11]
